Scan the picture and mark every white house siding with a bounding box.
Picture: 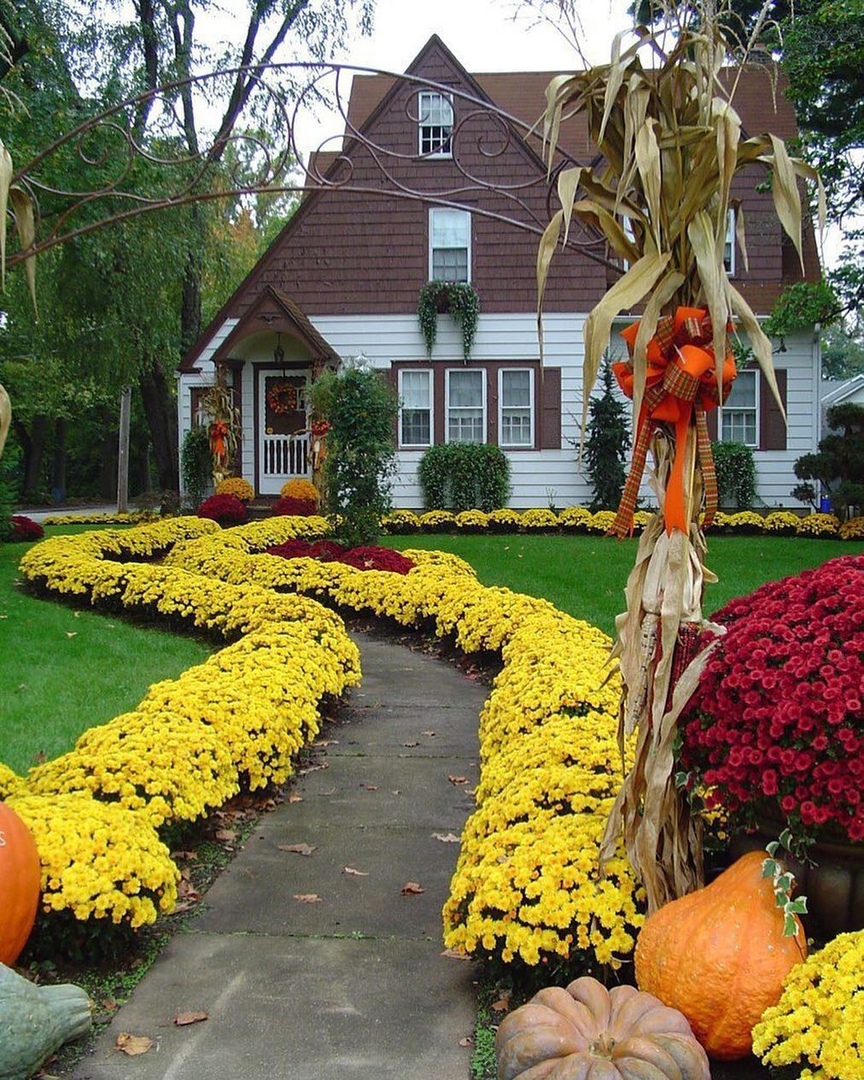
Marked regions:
[178,314,819,510]
[756,328,821,509]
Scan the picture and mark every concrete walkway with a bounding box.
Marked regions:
[70,632,484,1080]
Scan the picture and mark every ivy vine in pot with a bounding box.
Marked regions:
[417,280,479,361]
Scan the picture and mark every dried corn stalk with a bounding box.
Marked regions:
[536,2,824,911]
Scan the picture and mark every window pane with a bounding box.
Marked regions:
[501,370,532,446]
[448,370,484,443]
[419,92,453,155]
[721,370,757,446]
[430,209,469,284]
[432,249,469,281]
[431,210,468,248]
[402,410,430,445]
[399,370,431,446]
[448,370,482,407]
[502,370,530,406]
[401,370,430,409]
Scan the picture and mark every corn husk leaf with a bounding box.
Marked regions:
[583,250,670,424]
[0,139,11,291]
[9,186,37,314]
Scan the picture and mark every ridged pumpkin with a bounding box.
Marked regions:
[634,850,807,1060]
[0,802,42,966]
[495,976,711,1080]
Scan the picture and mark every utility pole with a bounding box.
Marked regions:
[117,387,131,513]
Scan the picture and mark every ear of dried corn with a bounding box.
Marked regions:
[537,1,823,910]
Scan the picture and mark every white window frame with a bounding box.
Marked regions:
[418,91,454,158]
[398,368,433,449]
[429,208,471,283]
[498,368,534,448]
[724,207,737,275]
[720,367,758,447]
[445,368,486,444]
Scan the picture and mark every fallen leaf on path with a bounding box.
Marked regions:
[299,762,328,776]
[215,829,236,842]
[361,784,378,791]
[401,881,425,895]
[441,947,470,960]
[288,794,304,803]
[100,998,119,1011]
[278,843,316,856]
[402,741,419,748]
[448,775,469,785]
[459,1036,473,1047]
[491,996,511,1013]
[433,832,460,843]
[115,1033,153,1056]
[174,1011,209,1026]
[420,730,437,737]
[343,866,369,876]
[294,893,322,903]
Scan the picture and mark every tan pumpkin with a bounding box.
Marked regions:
[495,975,711,1080]
[0,802,42,966]
[635,850,807,1060]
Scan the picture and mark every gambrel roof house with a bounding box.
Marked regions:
[179,35,823,510]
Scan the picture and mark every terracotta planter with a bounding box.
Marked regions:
[730,829,864,941]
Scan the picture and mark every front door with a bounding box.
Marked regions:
[258,369,311,495]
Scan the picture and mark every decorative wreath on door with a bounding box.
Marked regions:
[267,382,299,414]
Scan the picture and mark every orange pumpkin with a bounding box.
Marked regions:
[0,802,42,965]
[635,850,807,1060]
[495,976,710,1080]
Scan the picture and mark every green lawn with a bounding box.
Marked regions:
[388,532,855,637]
[2,524,855,774]
[0,528,212,774]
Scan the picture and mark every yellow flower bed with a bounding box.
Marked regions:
[10,517,359,930]
[752,930,864,1080]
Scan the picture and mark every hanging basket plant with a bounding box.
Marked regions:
[417,280,480,361]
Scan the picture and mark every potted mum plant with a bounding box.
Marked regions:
[677,553,864,939]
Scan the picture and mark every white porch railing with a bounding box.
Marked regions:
[262,432,310,477]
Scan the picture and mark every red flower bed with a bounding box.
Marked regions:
[196,493,248,526]
[270,496,318,517]
[266,538,414,574]
[9,515,45,542]
[679,554,864,847]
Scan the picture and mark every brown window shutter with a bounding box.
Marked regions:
[760,368,787,451]
[540,367,562,449]
[705,407,718,441]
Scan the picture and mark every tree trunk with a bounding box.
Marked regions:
[52,415,68,503]
[139,362,179,492]
[98,405,117,499]
[18,413,48,498]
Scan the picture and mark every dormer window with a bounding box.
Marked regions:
[418,91,453,157]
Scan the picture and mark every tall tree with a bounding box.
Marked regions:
[2,0,373,490]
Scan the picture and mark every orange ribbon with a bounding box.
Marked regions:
[210,420,229,462]
[610,306,737,538]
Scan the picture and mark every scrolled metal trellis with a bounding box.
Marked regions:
[4,59,615,275]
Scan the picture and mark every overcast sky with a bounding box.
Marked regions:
[330,0,633,73]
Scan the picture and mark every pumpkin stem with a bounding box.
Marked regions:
[589,1033,616,1059]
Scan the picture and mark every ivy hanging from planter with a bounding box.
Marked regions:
[417,280,480,361]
